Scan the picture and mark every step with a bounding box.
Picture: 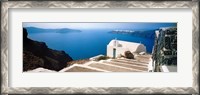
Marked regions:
[111,59,148,66]
[60,64,109,72]
[103,61,148,71]
[135,56,151,60]
[135,56,151,63]
[112,58,148,65]
[64,66,102,72]
[135,58,150,63]
[117,58,138,62]
[88,63,140,72]
[117,58,149,64]
[136,55,152,58]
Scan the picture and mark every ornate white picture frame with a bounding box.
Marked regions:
[1,1,199,94]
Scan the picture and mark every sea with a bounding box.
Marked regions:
[27,29,155,60]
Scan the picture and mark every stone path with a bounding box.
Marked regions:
[60,55,151,72]
[111,59,148,66]
[103,61,148,71]
[64,66,101,72]
[88,63,136,72]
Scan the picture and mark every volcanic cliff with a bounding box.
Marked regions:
[23,28,73,71]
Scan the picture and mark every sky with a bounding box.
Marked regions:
[23,22,177,30]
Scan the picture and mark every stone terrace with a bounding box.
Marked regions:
[60,54,151,72]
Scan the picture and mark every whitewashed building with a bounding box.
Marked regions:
[107,39,146,58]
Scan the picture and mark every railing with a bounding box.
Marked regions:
[152,27,177,72]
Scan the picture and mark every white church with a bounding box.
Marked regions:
[107,39,146,58]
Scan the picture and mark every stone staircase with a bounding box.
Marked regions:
[60,55,151,72]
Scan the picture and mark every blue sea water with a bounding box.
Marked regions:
[27,29,154,60]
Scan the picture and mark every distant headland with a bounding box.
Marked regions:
[110,29,156,38]
[25,27,81,34]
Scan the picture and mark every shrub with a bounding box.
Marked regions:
[124,51,134,59]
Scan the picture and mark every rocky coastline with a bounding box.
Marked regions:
[23,28,73,71]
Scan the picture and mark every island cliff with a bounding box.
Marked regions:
[25,27,81,34]
[23,28,73,71]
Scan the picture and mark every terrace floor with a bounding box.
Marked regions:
[60,55,152,72]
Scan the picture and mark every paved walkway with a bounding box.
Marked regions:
[60,55,151,72]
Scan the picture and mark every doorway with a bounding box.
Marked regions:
[113,48,116,58]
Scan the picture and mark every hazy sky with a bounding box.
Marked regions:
[23,22,177,30]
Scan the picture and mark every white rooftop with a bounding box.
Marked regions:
[107,39,146,53]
